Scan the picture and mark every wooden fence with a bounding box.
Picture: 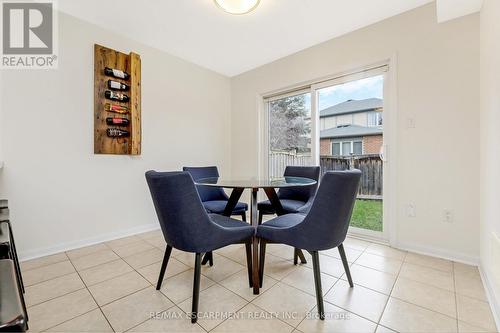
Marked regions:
[320,155,383,197]
[269,152,382,197]
[268,152,312,179]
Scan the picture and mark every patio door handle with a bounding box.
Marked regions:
[379,144,388,162]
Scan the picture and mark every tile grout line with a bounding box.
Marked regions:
[321,244,389,327]
[374,247,406,327]
[101,243,190,333]
[67,253,117,332]
[20,252,70,273]
[27,233,491,333]
[40,257,117,333]
[203,296,250,332]
[122,302,179,332]
[124,304,207,333]
[453,262,459,333]
[291,244,371,331]
[25,280,87,309]
[70,239,165,332]
[322,244,379,327]
[223,263,309,329]
[24,265,77,290]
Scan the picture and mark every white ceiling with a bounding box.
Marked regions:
[58,0,479,77]
[436,0,483,22]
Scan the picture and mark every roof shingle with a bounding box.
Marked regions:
[320,98,382,117]
[320,124,382,139]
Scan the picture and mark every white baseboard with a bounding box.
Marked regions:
[479,265,500,330]
[393,241,480,266]
[19,223,161,261]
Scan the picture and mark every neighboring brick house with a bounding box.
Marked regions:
[320,98,383,156]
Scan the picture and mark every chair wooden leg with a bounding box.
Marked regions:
[259,240,266,287]
[338,243,353,287]
[258,211,263,225]
[311,251,325,320]
[191,253,202,324]
[201,251,214,266]
[245,242,253,287]
[293,248,298,265]
[241,212,247,222]
[296,248,307,264]
[156,245,172,290]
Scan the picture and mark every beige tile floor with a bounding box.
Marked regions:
[20,230,498,333]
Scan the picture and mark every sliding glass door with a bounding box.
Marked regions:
[313,70,386,238]
[263,65,390,240]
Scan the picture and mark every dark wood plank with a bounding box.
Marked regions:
[262,187,285,216]
[223,188,244,217]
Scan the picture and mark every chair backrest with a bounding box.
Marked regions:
[278,166,321,202]
[182,166,227,202]
[145,171,215,252]
[300,170,361,250]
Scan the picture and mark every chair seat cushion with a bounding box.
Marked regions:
[209,214,250,228]
[257,199,306,214]
[256,213,306,247]
[203,201,247,214]
[207,214,255,251]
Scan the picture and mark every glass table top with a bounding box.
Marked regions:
[194,176,317,189]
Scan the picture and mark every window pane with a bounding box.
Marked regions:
[367,112,374,126]
[342,142,351,156]
[368,111,383,127]
[353,141,362,155]
[268,92,311,178]
[377,112,383,126]
[332,142,340,156]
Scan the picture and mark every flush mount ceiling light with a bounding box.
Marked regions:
[214,0,260,15]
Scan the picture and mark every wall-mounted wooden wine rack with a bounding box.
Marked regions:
[94,44,141,155]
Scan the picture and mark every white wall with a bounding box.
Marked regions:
[480,0,500,320]
[230,3,480,262]
[0,13,231,259]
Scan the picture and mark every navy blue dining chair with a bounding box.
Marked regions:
[183,166,248,221]
[257,166,320,224]
[256,170,361,320]
[145,171,255,323]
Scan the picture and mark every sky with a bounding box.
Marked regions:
[303,75,384,111]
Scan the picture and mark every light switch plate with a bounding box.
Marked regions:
[406,204,416,218]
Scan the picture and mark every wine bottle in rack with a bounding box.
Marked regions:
[104,103,129,114]
[104,67,130,80]
[106,117,130,126]
[106,128,130,138]
[105,90,130,102]
[108,80,129,91]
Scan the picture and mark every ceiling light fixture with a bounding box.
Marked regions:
[214,0,260,15]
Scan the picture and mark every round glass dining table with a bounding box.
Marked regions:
[195,176,317,294]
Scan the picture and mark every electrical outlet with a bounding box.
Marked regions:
[443,209,453,223]
[406,117,416,129]
[406,204,416,218]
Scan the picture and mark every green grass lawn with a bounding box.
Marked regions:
[350,199,383,232]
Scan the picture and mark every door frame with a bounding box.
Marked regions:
[258,56,399,245]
